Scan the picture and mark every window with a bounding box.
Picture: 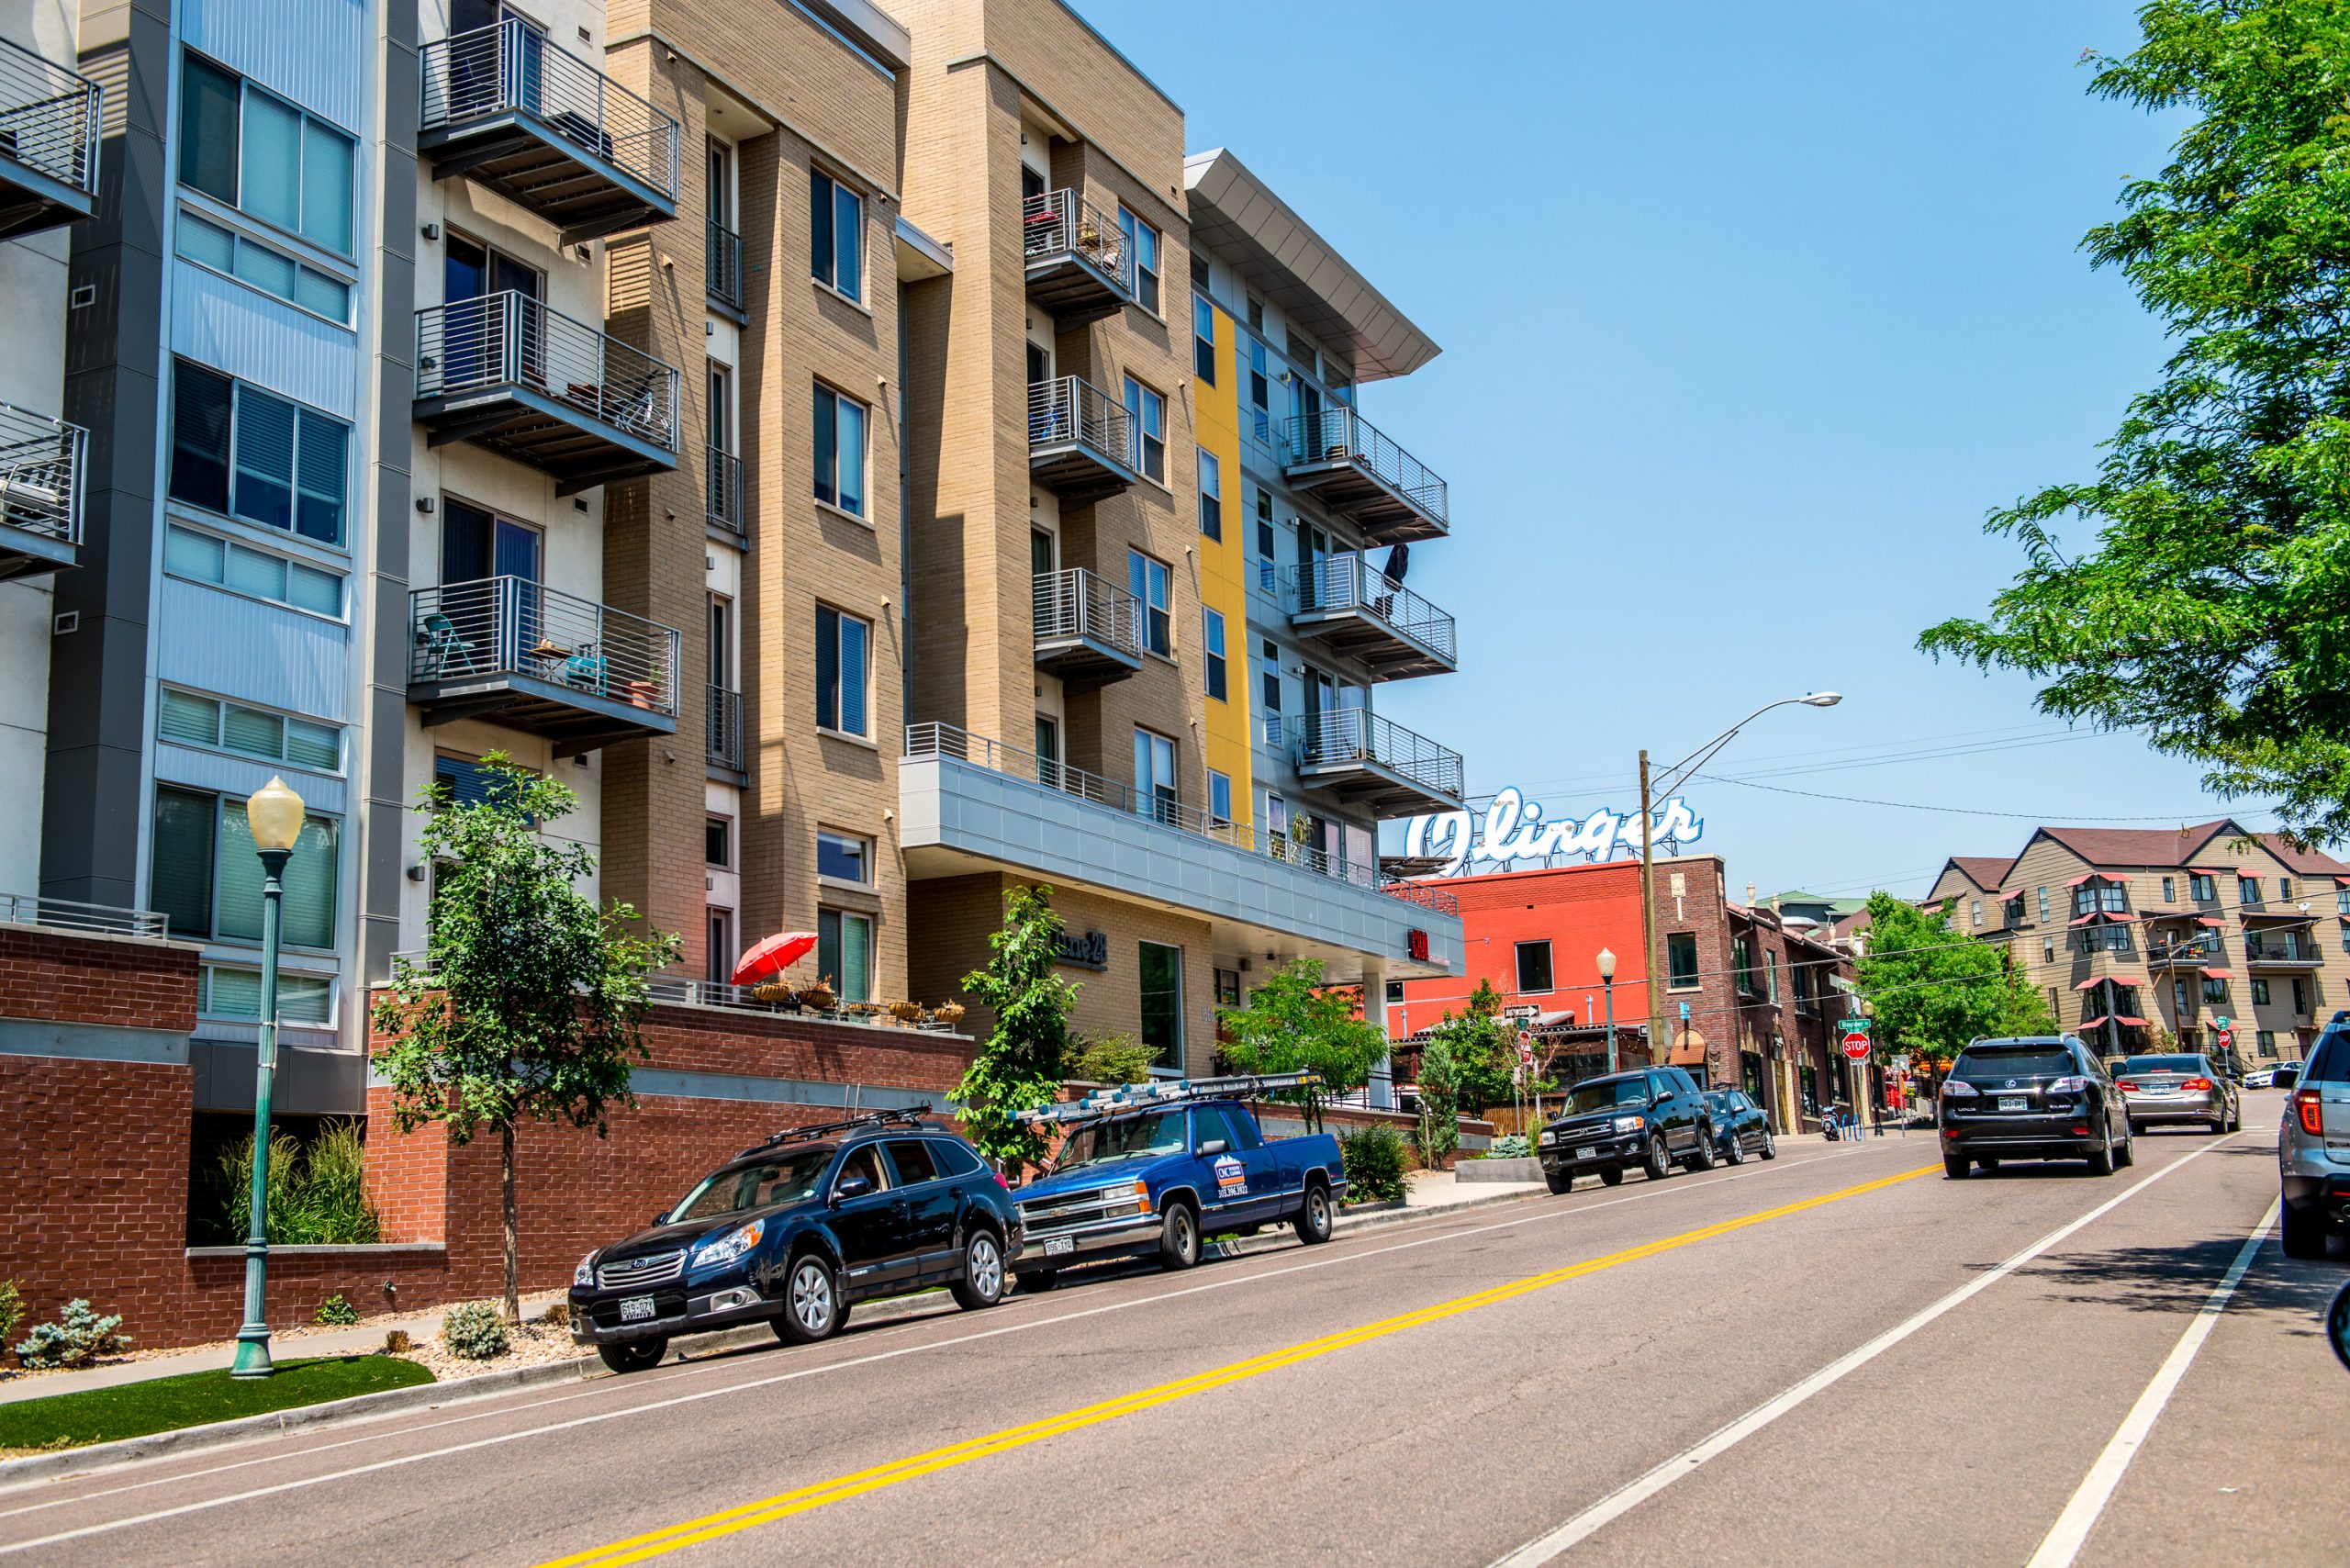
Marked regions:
[1139,940,1182,1070]
[1197,447,1223,541]
[1124,376,1165,483]
[1128,549,1171,656]
[813,384,868,517]
[704,816,730,868]
[815,605,871,736]
[708,594,733,689]
[706,908,733,987]
[817,908,873,1003]
[2279,877,2294,900]
[2339,887,2350,915]
[1117,205,1160,313]
[2252,979,2272,1006]
[1516,940,1554,994]
[2293,977,2310,1015]
[817,829,871,884]
[151,786,338,949]
[1384,979,1404,1005]
[2161,876,2176,903]
[2043,936,2056,964]
[1134,727,1177,824]
[159,689,340,773]
[433,753,528,813]
[2239,876,2261,907]
[178,52,354,255]
[169,361,348,546]
[1246,336,1271,444]
[163,524,342,616]
[1764,951,1780,1003]
[175,212,350,322]
[1217,969,1244,1007]
[199,965,332,1025]
[1254,487,1276,566]
[1203,608,1227,700]
[2256,1029,2277,1058]
[2201,975,2229,1004]
[1971,900,1982,927]
[809,170,863,302]
[1208,768,1233,828]
[880,1138,938,1186]
[2037,887,2051,923]
[2191,873,2216,902]
[1259,638,1281,715]
[1192,295,1215,381]
[1667,931,1699,991]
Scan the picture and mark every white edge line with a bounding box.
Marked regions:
[1487,1133,2244,1568]
[2022,1197,2279,1568]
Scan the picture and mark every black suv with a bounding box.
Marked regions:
[1939,1036,2134,1179]
[1537,1067,1715,1193]
[1704,1087,1775,1164]
[568,1108,1022,1373]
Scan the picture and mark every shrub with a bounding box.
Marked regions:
[540,1301,570,1327]
[315,1294,360,1327]
[1337,1126,1408,1205]
[441,1302,509,1361]
[0,1280,21,1357]
[1065,1033,1156,1085]
[14,1300,131,1370]
[383,1328,413,1355]
[1482,1134,1530,1159]
[207,1121,383,1247]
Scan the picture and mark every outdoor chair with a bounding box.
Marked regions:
[415,611,478,678]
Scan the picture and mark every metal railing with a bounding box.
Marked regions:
[1027,375,1129,468]
[2148,938,2223,968]
[409,576,680,717]
[706,445,744,537]
[1294,708,1465,801]
[1281,407,1449,527]
[707,683,743,769]
[0,34,100,199]
[905,722,1456,916]
[1021,189,1134,295]
[706,217,742,309]
[0,400,86,545]
[1284,553,1456,661]
[1032,567,1144,660]
[2245,935,2321,964]
[419,19,679,202]
[0,892,167,938]
[417,291,679,453]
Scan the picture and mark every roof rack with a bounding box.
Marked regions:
[1014,1071,1322,1127]
[735,1104,932,1159]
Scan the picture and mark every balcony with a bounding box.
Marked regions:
[1027,376,1135,505]
[2148,939,2223,970]
[707,683,743,772]
[408,577,680,747]
[1284,554,1456,680]
[1281,408,1449,544]
[1033,567,1144,690]
[1292,708,1465,817]
[706,218,743,318]
[706,446,744,540]
[2244,935,2322,969]
[415,292,680,494]
[1022,190,1134,326]
[0,402,85,580]
[418,20,679,244]
[0,35,97,241]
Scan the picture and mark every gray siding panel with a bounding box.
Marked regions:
[184,0,369,132]
[157,577,352,721]
[171,262,362,419]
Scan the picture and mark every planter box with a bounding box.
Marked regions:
[1454,1156,1543,1182]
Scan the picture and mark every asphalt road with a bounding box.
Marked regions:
[2,1091,2342,1567]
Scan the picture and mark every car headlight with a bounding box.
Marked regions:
[1614,1115,1644,1133]
[574,1253,597,1287]
[690,1218,765,1269]
[1539,1130,1559,1145]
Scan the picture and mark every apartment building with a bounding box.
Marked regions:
[1926,822,2350,1063]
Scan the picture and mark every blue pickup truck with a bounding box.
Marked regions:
[1009,1074,1347,1290]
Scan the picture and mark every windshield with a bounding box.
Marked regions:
[666,1149,834,1225]
[2119,1055,2203,1074]
[1955,1047,2074,1080]
[1056,1111,1188,1170]
[1562,1078,1651,1116]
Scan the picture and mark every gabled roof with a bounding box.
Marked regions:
[1933,856,2014,895]
[2257,834,2350,879]
[2030,820,2241,868]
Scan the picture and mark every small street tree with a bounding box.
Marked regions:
[955,884,1080,1172]
[1414,1029,1460,1168]
[372,756,678,1323]
[1217,958,1390,1134]
[1852,892,2018,1070]
[1429,978,1517,1116]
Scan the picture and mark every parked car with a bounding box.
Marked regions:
[2114,1052,2240,1136]
[1938,1036,2133,1179]
[567,1109,1020,1373]
[1008,1074,1345,1291]
[2244,1064,2278,1089]
[1536,1067,1715,1193]
[2280,1014,2349,1260]
[1703,1088,1775,1164]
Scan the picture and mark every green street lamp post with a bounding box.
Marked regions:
[231,776,307,1380]
[1596,946,1617,1075]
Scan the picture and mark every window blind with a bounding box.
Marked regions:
[240,89,303,233]
[150,787,217,938]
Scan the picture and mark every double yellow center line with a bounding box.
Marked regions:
[544,1161,1937,1567]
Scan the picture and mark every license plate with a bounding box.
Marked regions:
[1575,1147,1597,1160]
[1043,1236,1073,1257]
[1997,1096,2027,1113]
[618,1295,656,1322]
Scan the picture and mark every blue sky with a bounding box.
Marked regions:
[1068,0,2263,901]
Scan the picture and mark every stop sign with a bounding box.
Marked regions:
[1841,1031,1872,1060]
[2215,1026,2234,1051]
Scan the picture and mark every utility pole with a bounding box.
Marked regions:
[1638,749,1663,1070]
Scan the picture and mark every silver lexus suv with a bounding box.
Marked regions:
[2280,1014,2349,1260]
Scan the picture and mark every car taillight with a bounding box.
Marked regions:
[2115,1080,2138,1092]
[2294,1088,2323,1136]
[994,1172,1011,1191]
[1942,1080,1979,1099]
[2181,1078,2212,1092]
[2049,1076,2093,1093]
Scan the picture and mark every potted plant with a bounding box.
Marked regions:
[932,1002,966,1027]
[887,1000,925,1025]
[752,980,793,1005]
[797,978,837,1013]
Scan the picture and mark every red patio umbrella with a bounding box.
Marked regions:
[730,931,818,988]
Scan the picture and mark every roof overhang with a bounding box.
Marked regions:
[1182,147,1439,383]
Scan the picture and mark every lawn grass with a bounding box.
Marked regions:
[0,1355,434,1453]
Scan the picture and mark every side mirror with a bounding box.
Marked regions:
[650,1214,668,1229]
[834,1175,874,1203]
[1198,1138,1228,1156]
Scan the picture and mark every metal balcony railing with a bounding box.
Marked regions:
[419,19,679,205]
[1027,375,1129,466]
[707,683,743,770]
[706,445,744,538]
[0,400,86,545]
[1021,189,1134,294]
[2149,938,2223,969]
[416,291,679,452]
[0,892,167,939]
[2244,935,2320,965]
[707,217,742,311]
[0,34,98,198]
[904,722,1457,916]
[1286,553,1457,662]
[1282,407,1449,528]
[410,577,679,717]
[1295,708,1466,801]
[1033,567,1144,659]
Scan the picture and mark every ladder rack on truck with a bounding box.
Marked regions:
[1014,1072,1322,1126]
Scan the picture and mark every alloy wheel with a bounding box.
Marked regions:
[791,1259,834,1334]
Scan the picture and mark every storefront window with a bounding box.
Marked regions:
[1139,940,1182,1071]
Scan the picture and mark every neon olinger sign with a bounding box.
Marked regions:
[1400,785,1704,877]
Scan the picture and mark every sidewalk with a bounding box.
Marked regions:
[1396,1168,1547,1212]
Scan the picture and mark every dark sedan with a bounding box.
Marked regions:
[1938,1036,2134,1178]
[1703,1088,1776,1164]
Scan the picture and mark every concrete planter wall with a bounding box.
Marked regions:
[1455,1156,1543,1182]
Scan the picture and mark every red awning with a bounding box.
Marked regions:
[2065,873,2099,887]
[2074,977,2107,991]
[2197,916,2225,927]
[2116,1014,2151,1026]
[2188,866,2232,877]
[2201,969,2234,979]
[2079,1015,2110,1029]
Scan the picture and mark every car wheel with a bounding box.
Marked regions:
[2280,1199,2328,1260]
[1760,1128,1777,1160]
[1942,1149,1969,1180]
[2129,1120,2144,1138]
[2117,1124,2136,1168]
[1687,1126,1716,1171]
[2228,1103,2241,1133]
[597,1338,666,1375]
[1292,1181,1333,1245]
[1722,1131,1746,1166]
[1544,1170,1573,1195]
[2087,1125,2115,1177]
[949,1227,1006,1311]
[1159,1201,1202,1270]
[1013,1269,1058,1294]
[1643,1134,1672,1181]
[1599,1166,1625,1187]
[774,1252,841,1344]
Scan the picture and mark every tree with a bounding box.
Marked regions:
[1414,1030,1460,1168]
[955,885,1080,1172]
[1851,892,2015,1070]
[1919,1,2350,843]
[1998,966,2063,1040]
[1217,958,1391,1134]
[372,756,678,1323]
[1429,978,1516,1116]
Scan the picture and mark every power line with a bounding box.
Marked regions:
[1694,772,2278,823]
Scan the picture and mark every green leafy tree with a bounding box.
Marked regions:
[1216,958,1390,1134]
[1414,1030,1460,1168]
[1430,978,1516,1116]
[956,885,1080,1171]
[1998,966,2063,1040]
[1920,0,2350,842]
[1852,892,2016,1070]
[372,756,678,1323]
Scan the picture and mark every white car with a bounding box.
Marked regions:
[2244,1065,2277,1089]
